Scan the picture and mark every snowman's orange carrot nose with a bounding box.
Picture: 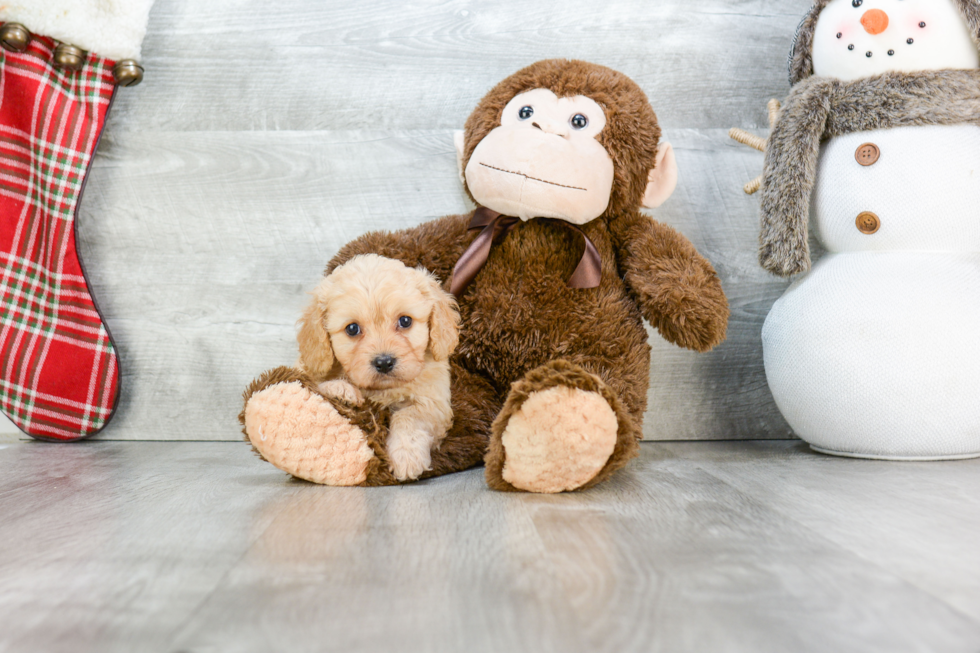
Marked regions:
[861,9,889,35]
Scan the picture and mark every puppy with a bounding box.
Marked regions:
[296,254,460,481]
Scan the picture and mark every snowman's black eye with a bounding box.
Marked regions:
[866,51,873,57]
[848,44,855,50]
[907,38,914,44]
[888,49,895,55]
[919,21,926,28]
[570,114,588,130]
[837,32,843,39]
[518,106,533,120]
[852,0,862,6]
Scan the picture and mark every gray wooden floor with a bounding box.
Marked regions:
[2,440,978,653]
[0,0,819,441]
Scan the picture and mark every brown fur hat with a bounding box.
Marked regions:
[788,0,980,84]
[460,59,661,217]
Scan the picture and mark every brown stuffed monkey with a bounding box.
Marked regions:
[240,59,729,493]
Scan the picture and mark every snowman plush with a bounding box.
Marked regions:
[758,0,980,459]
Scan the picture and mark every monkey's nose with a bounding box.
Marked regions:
[531,120,569,138]
[372,354,396,374]
[861,9,889,35]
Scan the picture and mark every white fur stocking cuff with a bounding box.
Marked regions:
[0,0,155,62]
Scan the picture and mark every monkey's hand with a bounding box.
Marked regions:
[612,212,729,353]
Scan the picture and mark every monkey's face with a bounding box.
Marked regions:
[462,88,615,225]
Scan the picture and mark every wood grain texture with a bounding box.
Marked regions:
[0,414,19,439]
[665,441,980,622]
[107,0,812,134]
[0,441,293,653]
[1,440,979,653]
[66,0,813,441]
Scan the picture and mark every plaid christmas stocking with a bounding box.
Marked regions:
[0,3,152,441]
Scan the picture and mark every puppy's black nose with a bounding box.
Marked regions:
[372,354,396,374]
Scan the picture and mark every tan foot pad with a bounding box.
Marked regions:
[501,386,618,493]
[245,382,374,485]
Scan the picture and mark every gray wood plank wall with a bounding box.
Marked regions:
[1,0,815,440]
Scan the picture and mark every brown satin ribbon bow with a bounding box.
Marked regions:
[449,206,602,296]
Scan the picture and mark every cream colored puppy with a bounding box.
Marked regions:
[296,254,460,481]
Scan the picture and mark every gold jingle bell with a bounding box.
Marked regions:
[112,59,144,87]
[53,43,86,71]
[0,22,31,53]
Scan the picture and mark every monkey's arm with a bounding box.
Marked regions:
[325,212,474,282]
[611,212,729,352]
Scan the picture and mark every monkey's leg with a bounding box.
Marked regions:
[241,363,500,485]
[240,367,398,486]
[484,360,641,493]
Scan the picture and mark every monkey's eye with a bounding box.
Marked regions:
[398,316,413,329]
[518,106,534,120]
[852,0,862,6]
[345,323,361,337]
[570,113,588,130]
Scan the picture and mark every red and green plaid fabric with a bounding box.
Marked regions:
[0,31,120,441]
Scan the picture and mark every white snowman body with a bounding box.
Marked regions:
[762,0,980,458]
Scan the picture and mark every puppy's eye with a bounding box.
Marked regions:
[570,113,588,129]
[345,323,361,337]
[398,316,413,329]
[518,106,533,120]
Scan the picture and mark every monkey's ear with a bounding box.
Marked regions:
[641,142,678,209]
[296,278,335,379]
[453,130,466,185]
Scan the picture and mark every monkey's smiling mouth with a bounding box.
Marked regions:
[479,162,587,191]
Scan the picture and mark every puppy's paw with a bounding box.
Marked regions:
[317,380,364,406]
[387,431,433,482]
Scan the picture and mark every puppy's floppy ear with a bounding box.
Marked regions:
[297,277,335,377]
[418,270,460,362]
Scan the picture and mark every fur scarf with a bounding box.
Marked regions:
[759,69,980,276]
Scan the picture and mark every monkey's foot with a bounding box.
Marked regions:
[485,360,639,493]
[500,386,617,493]
[244,381,374,485]
[238,367,393,485]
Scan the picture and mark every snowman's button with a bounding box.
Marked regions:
[856,211,881,234]
[855,143,880,166]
